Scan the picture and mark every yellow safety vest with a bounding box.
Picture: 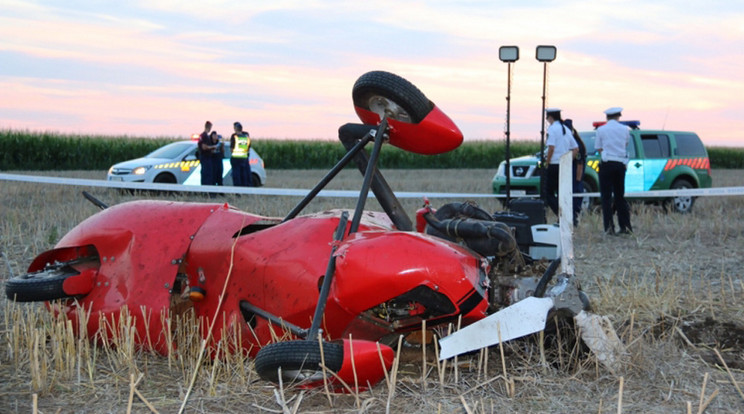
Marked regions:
[232,134,250,159]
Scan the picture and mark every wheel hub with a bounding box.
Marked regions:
[367,95,412,123]
[674,196,692,211]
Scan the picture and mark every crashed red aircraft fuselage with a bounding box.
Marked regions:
[7,71,596,390]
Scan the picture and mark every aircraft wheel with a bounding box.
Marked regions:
[352,71,433,124]
[254,340,344,384]
[5,267,81,302]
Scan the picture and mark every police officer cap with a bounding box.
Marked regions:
[234,122,242,129]
[604,107,623,116]
[545,107,561,117]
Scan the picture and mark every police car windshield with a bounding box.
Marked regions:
[145,142,193,159]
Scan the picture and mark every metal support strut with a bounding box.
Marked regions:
[306,210,349,340]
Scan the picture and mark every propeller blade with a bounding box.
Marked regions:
[438,296,554,360]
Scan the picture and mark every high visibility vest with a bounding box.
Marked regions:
[232,134,250,159]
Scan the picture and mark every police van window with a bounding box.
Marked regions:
[626,138,636,159]
[675,133,706,156]
[580,132,596,154]
[641,134,670,158]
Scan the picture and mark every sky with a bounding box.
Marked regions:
[2,0,744,147]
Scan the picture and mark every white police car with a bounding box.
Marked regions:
[107,139,266,186]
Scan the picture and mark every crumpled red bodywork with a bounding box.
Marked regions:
[354,105,463,155]
[16,71,492,390]
[29,201,237,354]
[29,198,487,387]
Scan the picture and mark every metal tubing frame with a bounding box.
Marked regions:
[306,210,349,340]
[339,122,413,232]
[239,300,308,338]
[283,133,374,222]
[349,119,388,234]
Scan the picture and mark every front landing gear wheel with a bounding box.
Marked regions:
[254,340,344,384]
[352,71,433,124]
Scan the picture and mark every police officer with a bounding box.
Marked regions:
[544,108,578,217]
[230,122,252,187]
[564,118,587,226]
[198,121,215,186]
[210,131,224,186]
[595,107,632,235]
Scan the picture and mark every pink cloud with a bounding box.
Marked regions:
[2,1,743,149]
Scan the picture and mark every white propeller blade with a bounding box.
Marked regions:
[438,296,554,360]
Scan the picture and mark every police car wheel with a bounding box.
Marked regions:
[580,179,597,211]
[668,179,694,214]
[352,71,433,124]
[154,173,177,184]
[251,173,262,187]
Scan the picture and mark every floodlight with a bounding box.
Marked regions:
[499,46,519,63]
[536,45,556,62]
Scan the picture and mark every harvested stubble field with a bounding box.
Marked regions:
[1,169,743,414]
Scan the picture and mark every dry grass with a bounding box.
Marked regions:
[1,169,743,413]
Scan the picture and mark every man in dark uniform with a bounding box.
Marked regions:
[564,118,587,226]
[210,130,224,186]
[198,121,215,186]
[595,107,632,235]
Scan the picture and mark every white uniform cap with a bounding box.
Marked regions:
[545,107,561,116]
[604,107,623,116]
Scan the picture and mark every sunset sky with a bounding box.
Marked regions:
[2,1,743,147]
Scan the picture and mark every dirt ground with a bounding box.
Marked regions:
[1,168,743,413]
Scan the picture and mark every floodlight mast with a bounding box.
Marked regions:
[499,46,519,206]
[536,45,556,200]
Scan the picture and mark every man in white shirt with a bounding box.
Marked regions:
[595,107,632,235]
[543,108,578,217]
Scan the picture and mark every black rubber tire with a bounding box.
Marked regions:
[5,267,79,302]
[580,178,597,211]
[352,71,433,124]
[254,340,344,384]
[153,173,177,184]
[534,258,560,298]
[667,178,695,214]
[251,172,262,187]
